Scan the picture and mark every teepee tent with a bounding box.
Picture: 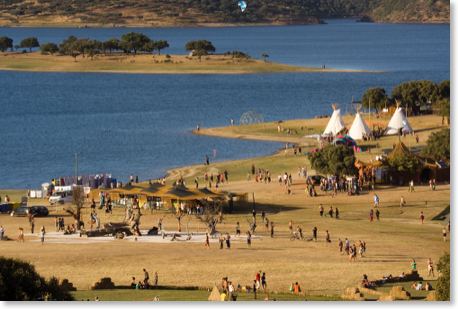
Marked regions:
[324,104,346,136]
[208,286,222,301]
[348,107,372,140]
[386,106,413,135]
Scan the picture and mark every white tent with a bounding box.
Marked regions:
[386,107,413,135]
[324,108,346,136]
[348,112,372,140]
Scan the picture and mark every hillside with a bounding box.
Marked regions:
[0,0,450,27]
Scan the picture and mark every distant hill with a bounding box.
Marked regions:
[0,0,449,27]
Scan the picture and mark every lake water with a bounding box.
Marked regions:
[0,20,450,189]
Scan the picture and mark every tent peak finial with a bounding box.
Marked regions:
[332,103,339,110]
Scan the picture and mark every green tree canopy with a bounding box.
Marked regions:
[0,256,75,301]
[384,153,420,173]
[0,36,13,52]
[185,40,216,55]
[155,40,169,55]
[309,145,358,177]
[361,86,388,111]
[435,251,450,301]
[121,31,150,54]
[102,38,120,55]
[40,42,59,56]
[420,128,450,160]
[20,37,40,52]
[437,79,450,99]
[261,52,269,61]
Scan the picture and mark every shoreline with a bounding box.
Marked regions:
[0,52,383,74]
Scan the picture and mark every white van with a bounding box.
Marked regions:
[49,186,74,205]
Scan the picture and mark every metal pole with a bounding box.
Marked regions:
[75,153,78,186]
[369,99,371,123]
[351,96,353,116]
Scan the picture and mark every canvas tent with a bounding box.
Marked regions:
[324,104,346,136]
[386,107,413,135]
[348,111,372,140]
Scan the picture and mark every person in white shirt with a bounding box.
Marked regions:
[416,282,423,290]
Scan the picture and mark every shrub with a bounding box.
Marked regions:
[165,54,171,58]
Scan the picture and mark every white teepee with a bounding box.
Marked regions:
[349,110,372,140]
[386,107,413,135]
[324,104,346,135]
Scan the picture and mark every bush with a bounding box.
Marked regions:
[22,50,27,53]
[165,54,171,58]
[435,252,450,301]
[0,256,75,301]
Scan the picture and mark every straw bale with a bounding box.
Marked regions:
[341,287,366,301]
[379,295,396,301]
[425,291,436,301]
[208,286,221,301]
[389,286,411,300]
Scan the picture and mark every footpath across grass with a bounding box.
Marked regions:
[71,289,346,301]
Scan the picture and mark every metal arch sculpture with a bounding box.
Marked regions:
[239,111,264,125]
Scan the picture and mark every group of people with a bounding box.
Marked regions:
[339,238,366,262]
[131,269,158,290]
[248,165,272,183]
[196,170,229,190]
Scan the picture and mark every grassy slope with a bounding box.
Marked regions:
[0,51,370,74]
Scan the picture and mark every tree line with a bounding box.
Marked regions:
[1,33,217,59]
[361,79,450,118]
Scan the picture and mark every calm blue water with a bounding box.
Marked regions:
[0,20,450,189]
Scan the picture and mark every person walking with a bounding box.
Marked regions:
[252,209,256,222]
[204,233,210,249]
[420,212,424,224]
[261,210,265,223]
[373,194,379,207]
[40,226,45,245]
[319,204,323,217]
[255,271,261,290]
[345,238,350,255]
[225,233,231,249]
[335,207,339,219]
[30,219,35,234]
[0,226,4,241]
[338,239,343,255]
[143,269,149,284]
[261,272,267,290]
[270,222,275,238]
[312,226,317,242]
[264,218,269,231]
[325,230,331,247]
[328,207,333,219]
[235,222,240,237]
[370,209,374,222]
[253,280,257,299]
[411,259,416,270]
[375,209,380,221]
[288,220,293,234]
[400,196,406,207]
[154,272,158,286]
[53,216,59,232]
[443,227,447,242]
[427,258,434,277]
[246,231,251,247]
[219,234,224,249]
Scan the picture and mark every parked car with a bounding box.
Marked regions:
[10,206,49,217]
[306,175,325,185]
[49,190,73,205]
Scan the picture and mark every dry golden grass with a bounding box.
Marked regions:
[0,114,449,297]
[0,52,371,74]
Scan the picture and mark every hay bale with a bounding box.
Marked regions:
[426,291,436,301]
[90,278,115,290]
[208,286,221,301]
[60,279,69,285]
[58,278,76,291]
[100,277,112,284]
[389,286,411,300]
[379,295,396,301]
[341,287,366,301]
[405,270,422,281]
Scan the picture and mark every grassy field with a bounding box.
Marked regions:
[0,114,449,300]
[0,52,373,74]
[71,289,345,301]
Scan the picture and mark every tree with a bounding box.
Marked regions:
[435,251,450,301]
[185,40,216,55]
[155,40,169,55]
[14,44,20,51]
[143,40,155,54]
[385,153,420,173]
[70,186,85,229]
[40,43,59,56]
[102,38,119,55]
[309,145,358,177]
[437,79,450,99]
[261,52,269,61]
[0,36,13,52]
[120,31,150,54]
[0,256,75,301]
[59,36,78,55]
[361,86,387,111]
[20,37,40,52]
[421,128,450,160]
[391,81,419,113]
[417,80,439,104]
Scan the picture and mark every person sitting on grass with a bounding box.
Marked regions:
[131,277,136,288]
[289,283,294,292]
[136,281,144,290]
[416,282,423,290]
[411,281,417,289]
[425,282,433,291]
[399,272,405,280]
[293,282,301,292]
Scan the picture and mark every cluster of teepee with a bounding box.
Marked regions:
[322,101,412,141]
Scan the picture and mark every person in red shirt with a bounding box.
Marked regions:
[294,282,301,292]
[255,271,261,289]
